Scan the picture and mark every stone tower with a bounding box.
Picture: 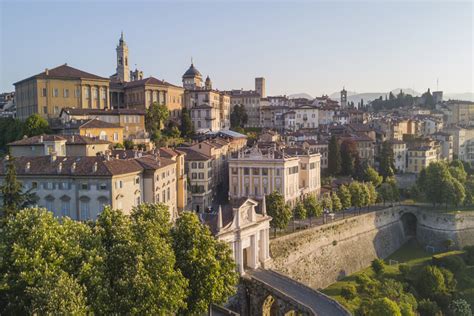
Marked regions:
[116,32,130,82]
[182,61,203,90]
[205,75,212,90]
[340,87,347,108]
[255,77,266,98]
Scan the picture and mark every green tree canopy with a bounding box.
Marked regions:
[180,107,194,138]
[337,184,352,209]
[365,167,383,187]
[145,102,169,142]
[266,191,292,233]
[341,139,358,176]
[368,298,401,316]
[23,114,50,137]
[379,141,395,179]
[293,201,307,220]
[172,211,238,314]
[230,105,248,129]
[331,192,342,212]
[328,135,341,176]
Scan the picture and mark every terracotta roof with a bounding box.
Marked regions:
[135,155,175,170]
[123,76,181,89]
[0,156,142,177]
[8,134,111,146]
[15,64,107,85]
[79,118,122,129]
[61,107,146,116]
[178,147,211,161]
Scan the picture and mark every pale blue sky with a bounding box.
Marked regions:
[1,1,473,96]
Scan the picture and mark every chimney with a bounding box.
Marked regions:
[93,162,98,173]
[57,162,62,173]
[71,162,76,173]
[45,68,49,76]
[25,162,31,173]
[39,135,44,143]
[261,196,267,216]
[217,205,223,231]
[71,135,75,143]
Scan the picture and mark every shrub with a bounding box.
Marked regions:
[416,265,447,299]
[442,239,455,251]
[449,299,472,316]
[371,258,386,275]
[433,255,466,274]
[418,299,442,316]
[399,264,410,279]
[368,298,401,316]
[400,302,415,316]
[464,245,474,265]
[340,284,357,300]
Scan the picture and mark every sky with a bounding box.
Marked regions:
[0,1,473,97]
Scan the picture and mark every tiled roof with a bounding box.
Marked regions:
[8,134,111,146]
[123,76,181,89]
[15,64,107,85]
[62,107,146,116]
[79,118,122,129]
[0,156,142,177]
[177,147,211,161]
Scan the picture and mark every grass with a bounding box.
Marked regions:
[322,240,474,313]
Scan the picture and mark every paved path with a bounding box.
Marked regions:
[248,269,350,316]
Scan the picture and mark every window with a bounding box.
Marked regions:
[42,88,47,97]
[93,88,98,99]
[113,132,118,141]
[192,162,197,168]
[61,201,70,217]
[276,169,280,176]
[262,168,268,176]
[198,162,204,169]
[135,177,140,184]
[198,173,204,179]
[75,88,80,98]
[81,183,89,190]
[85,88,90,99]
[53,88,59,97]
[80,201,90,220]
[244,168,250,175]
[99,183,107,190]
[232,167,238,174]
[64,89,69,98]
[252,168,260,175]
[31,181,38,189]
[46,200,54,213]
[167,188,170,200]
[192,173,197,179]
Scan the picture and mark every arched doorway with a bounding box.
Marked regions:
[262,295,278,316]
[401,212,417,238]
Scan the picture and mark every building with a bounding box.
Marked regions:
[406,145,438,173]
[228,146,321,204]
[182,63,230,132]
[51,118,124,144]
[444,126,474,162]
[229,89,261,128]
[200,198,271,275]
[178,147,215,213]
[14,64,110,120]
[8,134,111,157]
[445,101,474,126]
[340,88,347,108]
[390,140,407,173]
[58,108,148,144]
[432,132,453,162]
[292,105,319,130]
[255,77,266,98]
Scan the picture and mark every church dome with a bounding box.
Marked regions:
[183,63,202,78]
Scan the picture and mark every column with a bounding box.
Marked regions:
[250,234,258,269]
[235,240,244,275]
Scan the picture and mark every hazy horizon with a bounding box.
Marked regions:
[1,1,473,96]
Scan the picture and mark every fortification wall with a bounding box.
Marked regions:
[269,206,474,290]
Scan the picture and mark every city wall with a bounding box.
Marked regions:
[268,206,474,290]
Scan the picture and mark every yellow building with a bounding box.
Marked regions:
[407,145,439,173]
[51,118,124,144]
[14,64,110,120]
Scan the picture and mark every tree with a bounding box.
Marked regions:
[230,105,248,129]
[331,192,342,213]
[23,114,49,137]
[444,177,465,207]
[371,258,386,275]
[0,156,37,220]
[365,167,383,187]
[369,298,401,316]
[341,139,358,176]
[416,265,453,300]
[449,299,472,316]
[180,107,194,138]
[449,160,467,184]
[0,208,90,314]
[293,201,307,231]
[378,183,393,205]
[422,88,435,108]
[366,182,378,206]
[172,212,238,314]
[338,184,352,210]
[321,194,333,212]
[145,102,169,142]
[304,195,322,226]
[328,135,341,175]
[379,141,395,179]
[418,299,442,316]
[266,191,292,236]
[340,284,357,300]
[349,182,364,209]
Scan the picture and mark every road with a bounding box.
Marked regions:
[249,269,350,316]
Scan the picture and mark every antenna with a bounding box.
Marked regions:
[437,78,439,91]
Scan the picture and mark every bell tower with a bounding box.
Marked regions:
[116,32,130,82]
[340,87,347,108]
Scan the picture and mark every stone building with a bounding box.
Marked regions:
[14,64,110,120]
[51,118,124,144]
[8,134,111,158]
[406,145,439,173]
[182,63,230,132]
[389,139,408,173]
[201,198,271,275]
[229,146,321,205]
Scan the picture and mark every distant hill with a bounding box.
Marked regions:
[288,93,313,100]
[329,88,421,103]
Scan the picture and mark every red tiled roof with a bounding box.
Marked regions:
[15,64,107,85]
